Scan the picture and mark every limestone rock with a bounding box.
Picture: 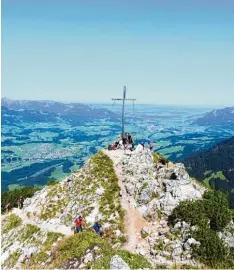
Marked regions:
[167,162,174,168]
[218,220,234,247]
[119,149,206,218]
[110,255,130,270]
[135,144,144,153]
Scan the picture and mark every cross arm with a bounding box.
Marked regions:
[112,98,136,101]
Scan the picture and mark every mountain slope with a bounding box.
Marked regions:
[1,106,58,125]
[1,151,127,269]
[1,98,118,125]
[2,148,234,269]
[194,107,234,126]
[183,136,234,207]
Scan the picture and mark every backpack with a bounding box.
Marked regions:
[75,218,82,227]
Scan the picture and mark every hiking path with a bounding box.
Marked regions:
[103,149,152,252]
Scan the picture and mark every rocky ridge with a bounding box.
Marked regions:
[105,147,206,267]
[1,146,234,269]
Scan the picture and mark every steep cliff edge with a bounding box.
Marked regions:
[1,147,234,269]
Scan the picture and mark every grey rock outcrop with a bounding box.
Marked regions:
[113,148,208,267]
[110,255,130,270]
[119,148,205,218]
[218,220,234,247]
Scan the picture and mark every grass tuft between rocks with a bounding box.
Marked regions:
[50,231,151,269]
[25,231,65,269]
[3,250,21,268]
[90,249,152,269]
[2,214,22,234]
[52,231,109,268]
[89,151,125,243]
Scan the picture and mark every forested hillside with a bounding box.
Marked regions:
[183,136,234,207]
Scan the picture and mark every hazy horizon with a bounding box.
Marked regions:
[2,96,229,109]
[2,0,234,106]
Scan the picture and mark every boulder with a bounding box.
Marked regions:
[116,230,122,237]
[96,187,104,195]
[167,162,174,168]
[110,255,130,270]
[135,144,144,153]
[139,188,152,204]
[83,252,93,264]
[136,244,148,256]
[160,219,168,228]
[173,222,181,230]
[158,227,170,236]
[141,227,152,236]
[218,223,234,247]
[183,238,200,250]
[138,205,148,218]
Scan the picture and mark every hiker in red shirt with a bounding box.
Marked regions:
[74,216,84,233]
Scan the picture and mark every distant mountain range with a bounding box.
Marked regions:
[194,106,234,126]
[1,98,118,126]
[183,136,234,207]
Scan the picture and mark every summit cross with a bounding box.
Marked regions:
[112,86,136,135]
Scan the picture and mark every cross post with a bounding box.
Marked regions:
[112,86,136,135]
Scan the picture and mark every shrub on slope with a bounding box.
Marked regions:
[169,190,233,268]
[1,186,42,213]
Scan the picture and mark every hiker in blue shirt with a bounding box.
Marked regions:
[93,221,102,236]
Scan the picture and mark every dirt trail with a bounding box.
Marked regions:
[11,208,73,236]
[103,150,149,252]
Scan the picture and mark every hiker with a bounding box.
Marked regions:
[18,196,24,209]
[74,216,84,233]
[117,135,123,148]
[5,203,11,212]
[126,143,132,150]
[131,136,135,149]
[64,180,68,188]
[158,157,166,165]
[111,141,118,150]
[122,133,127,146]
[114,141,119,148]
[93,221,102,236]
[128,133,133,144]
[125,132,129,144]
[141,141,145,150]
[112,144,117,150]
[117,135,122,143]
[149,141,153,151]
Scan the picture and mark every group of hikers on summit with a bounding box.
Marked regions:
[108,132,154,152]
[108,132,134,151]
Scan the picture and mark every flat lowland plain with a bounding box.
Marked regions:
[2,104,234,191]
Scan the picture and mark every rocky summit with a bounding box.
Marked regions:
[1,146,234,269]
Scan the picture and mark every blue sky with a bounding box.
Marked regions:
[2,0,234,106]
